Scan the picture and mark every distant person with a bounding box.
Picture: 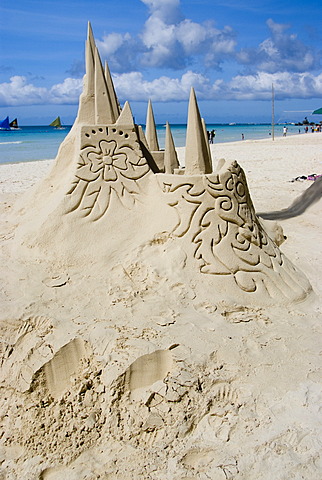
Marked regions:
[241,133,244,140]
[207,130,210,142]
[283,126,287,136]
[210,129,215,144]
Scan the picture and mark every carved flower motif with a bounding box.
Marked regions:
[87,139,128,182]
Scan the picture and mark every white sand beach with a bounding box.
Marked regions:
[0,132,321,479]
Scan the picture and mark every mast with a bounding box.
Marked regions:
[272,83,275,141]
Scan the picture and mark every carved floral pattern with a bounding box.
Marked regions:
[81,139,130,182]
[67,127,151,220]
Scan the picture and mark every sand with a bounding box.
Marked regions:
[0,132,321,479]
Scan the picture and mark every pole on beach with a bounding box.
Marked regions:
[272,83,275,141]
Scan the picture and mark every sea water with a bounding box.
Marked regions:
[0,126,71,165]
[0,123,305,165]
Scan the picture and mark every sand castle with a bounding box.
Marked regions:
[2,24,321,480]
[14,23,311,304]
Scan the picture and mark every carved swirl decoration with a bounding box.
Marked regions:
[158,161,309,298]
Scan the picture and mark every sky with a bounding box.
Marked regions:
[0,0,322,125]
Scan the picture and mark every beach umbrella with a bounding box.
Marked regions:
[312,107,322,114]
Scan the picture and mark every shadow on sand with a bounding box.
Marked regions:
[258,176,322,220]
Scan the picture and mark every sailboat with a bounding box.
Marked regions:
[49,116,65,129]
[0,116,11,131]
[9,118,19,129]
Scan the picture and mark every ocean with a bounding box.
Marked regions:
[0,123,305,165]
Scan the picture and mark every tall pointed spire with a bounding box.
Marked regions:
[78,22,120,125]
[164,122,179,174]
[185,88,212,175]
[84,22,95,98]
[145,100,160,151]
[76,22,96,124]
[105,61,121,121]
[94,47,117,124]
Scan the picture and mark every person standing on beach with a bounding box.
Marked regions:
[241,133,244,140]
[210,129,215,144]
[283,126,287,136]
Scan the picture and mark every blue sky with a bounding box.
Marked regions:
[0,0,322,125]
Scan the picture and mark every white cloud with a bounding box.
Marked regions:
[140,17,180,68]
[0,76,82,107]
[0,76,48,106]
[1,70,322,109]
[139,15,236,69]
[96,33,136,72]
[113,70,322,102]
[176,20,208,53]
[140,0,182,24]
[97,33,130,57]
[113,70,210,101]
[237,19,320,73]
[96,8,319,76]
[49,78,83,103]
[95,0,236,71]
[227,71,322,100]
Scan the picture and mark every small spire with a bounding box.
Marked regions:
[105,61,121,121]
[116,101,134,126]
[136,124,149,148]
[185,88,212,175]
[145,100,160,151]
[164,122,179,174]
[202,118,212,164]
